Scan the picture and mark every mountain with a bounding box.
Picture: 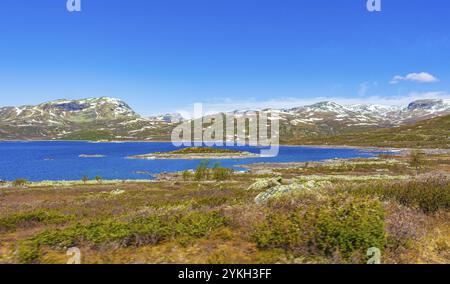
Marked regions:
[397,99,450,124]
[276,99,450,142]
[281,99,450,128]
[297,114,450,149]
[0,97,177,140]
[0,97,137,124]
[147,113,184,124]
[0,97,449,143]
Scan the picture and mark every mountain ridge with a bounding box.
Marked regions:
[1,97,449,143]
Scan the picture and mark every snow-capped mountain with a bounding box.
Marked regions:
[0,97,449,141]
[278,99,450,128]
[0,97,177,140]
[397,99,450,124]
[147,113,184,123]
[0,97,138,125]
[210,99,449,141]
[282,101,396,128]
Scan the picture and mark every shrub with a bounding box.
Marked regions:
[251,194,386,262]
[176,211,228,238]
[95,176,103,183]
[383,203,427,258]
[17,241,41,264]
[192,196,229,209]
[182,170,193,181]
[29,211,228,250]
[194,160,210,181]
[212,164,232,181]
[341,176,450,213]
[81,176,89,184]
[409,151,425,174]
[0,210,72,232]
[397,178,450,213]
[12,178,28,187]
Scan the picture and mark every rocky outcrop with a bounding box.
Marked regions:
[247,177,283,191]
[254,180,332,204]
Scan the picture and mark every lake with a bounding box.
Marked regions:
[0,141,390,181]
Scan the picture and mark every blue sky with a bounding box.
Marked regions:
[1,0,450,115]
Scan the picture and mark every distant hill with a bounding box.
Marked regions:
[276,99,450,140]
[0,97,178,141]
[1,97,449,147]
[291,114,450,148]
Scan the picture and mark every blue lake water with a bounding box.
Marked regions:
[0,141,389,181]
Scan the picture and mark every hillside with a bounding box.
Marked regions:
[291,114,450,148]
[1,97,449,146]
[277,99,450,139]
[0,97,177,141]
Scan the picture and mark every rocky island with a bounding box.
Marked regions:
[128,147,259,160]
[78,154,106,158]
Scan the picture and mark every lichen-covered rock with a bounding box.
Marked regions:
[295,175,409,182]
[254,180,332,204]
[110,189,125,196]
[254,184,300,204]
[247,177,282,191]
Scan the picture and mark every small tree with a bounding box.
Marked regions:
[95,176,102,183]
[182,170,192,181]
[82,176,89,184]
[409,150,424,175]
[212,162,232,181]
[213,167,232,181]
[194,160,209,181]
[13,178,28,187]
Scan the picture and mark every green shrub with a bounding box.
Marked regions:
[192,196,229,209]
[0,210,72,232]
[409,151,425,174]
[29,211,228,250]
[194,160,210,181]
[17,241,41,264]
[34,226,81,248]
[212,165,232,181]
[191,161,232,181]
[341,177,450,213]
[12,178,28,187]
[252,194,386,262]
[176,211,228,238]
[182,170,193,181]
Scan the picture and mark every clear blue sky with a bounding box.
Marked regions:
[1,0,449,115]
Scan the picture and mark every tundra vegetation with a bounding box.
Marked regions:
[0,153,449,264]
[289,114,450,149]
[180,161,233,182]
